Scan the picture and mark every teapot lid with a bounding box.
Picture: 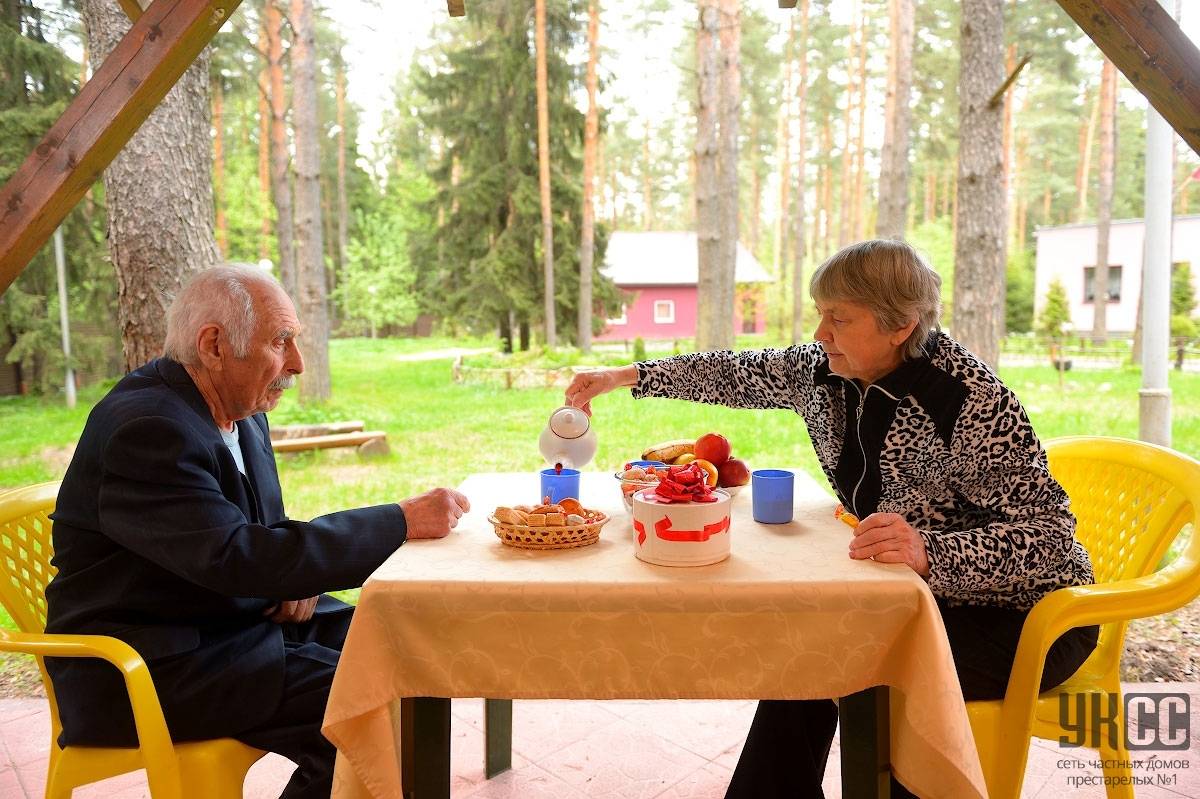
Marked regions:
[549,406,589,440]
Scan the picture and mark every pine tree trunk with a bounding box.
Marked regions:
[213,77,227,256]
[852,2,868,241]
[749,117,762,253]
[266,0,296,300]
[336,57,349,274]
[1042,156,1052,223]
[290,0,330,400]
[715,0,739,350]
[695,0,720,351]
[1076,86,1100,222]
[1092,58,1117,344]
[773,21,793,292]
[821,113,832,258]
[578,0,599,354]
[534,0,556,347]
[257,21,272,262]
[791,0,811,345]
[838,4,858,247]
[924,169,935,223]
[952,0,1006,367]
[776,57,791,335]
[641,126,653,230]
[877,0,914,239]
[81,0,219,372]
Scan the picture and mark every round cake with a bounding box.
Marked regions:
[632,487,732,567]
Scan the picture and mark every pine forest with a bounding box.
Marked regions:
[2,0,1198,396]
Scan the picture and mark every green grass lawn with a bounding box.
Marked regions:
[2,337,1199,522]
[3,336,1194,679]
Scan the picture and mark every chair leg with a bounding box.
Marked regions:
[44,774,74,799]
[980,734,1033,799]
[1099,741,1135,799]
[44,754,76,799]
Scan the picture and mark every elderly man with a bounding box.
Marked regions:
[45,264,469,798]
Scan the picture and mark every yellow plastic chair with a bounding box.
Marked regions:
[0,482,265,798]
[967,437,1200,799]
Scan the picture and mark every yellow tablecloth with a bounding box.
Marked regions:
[323,471,986,799]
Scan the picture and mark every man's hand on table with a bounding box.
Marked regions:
[400,488,471,539]
[848,512,931,578]
[265,596,319,623]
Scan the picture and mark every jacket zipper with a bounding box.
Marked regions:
[850,382,867,516]
[848,381,902,517]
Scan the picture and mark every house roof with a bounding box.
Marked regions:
[1034,213,1200,235]
[601,231,774,286]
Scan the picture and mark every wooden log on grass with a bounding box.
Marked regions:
[271,431,387,454]
[269,420,365,441]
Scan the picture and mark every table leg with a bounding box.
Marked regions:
[839,686,891,798]
[484,699,513,778]
[400,697,451,799]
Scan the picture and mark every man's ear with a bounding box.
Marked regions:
[195,324,224,370]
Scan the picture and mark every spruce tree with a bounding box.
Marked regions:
[413,0,618,349]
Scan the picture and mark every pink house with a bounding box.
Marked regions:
[597,231,775,342]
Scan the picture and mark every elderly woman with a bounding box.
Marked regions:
[564,239,1097,798]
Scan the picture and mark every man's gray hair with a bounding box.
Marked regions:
[810,239,943,360]
[163,264,282,365]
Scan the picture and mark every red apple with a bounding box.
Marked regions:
[694,432,732,466]
[717,457,750,487]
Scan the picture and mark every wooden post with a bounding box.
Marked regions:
[1054,0,1200,156]
[0,0,244,296]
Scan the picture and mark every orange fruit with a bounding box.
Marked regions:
[693,458,719,487]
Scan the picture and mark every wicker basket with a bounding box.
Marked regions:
[489,512,609,550]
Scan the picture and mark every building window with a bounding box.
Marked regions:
[608,305,627,325]
[1083,265,1122,303]
[653,300,675,324]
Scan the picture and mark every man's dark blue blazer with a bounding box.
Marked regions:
[45,357,408,746]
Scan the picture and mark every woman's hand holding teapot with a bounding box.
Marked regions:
[564,365,639,416]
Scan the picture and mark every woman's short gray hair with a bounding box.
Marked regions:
[809,239,942,360]
[163,264,282,365]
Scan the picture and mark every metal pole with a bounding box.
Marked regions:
[1139,56,1173,444]
[53,226,76,409]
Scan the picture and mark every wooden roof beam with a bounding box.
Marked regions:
[118,0,151,22]
[0,0,243,295]
[1055,0,1200,155]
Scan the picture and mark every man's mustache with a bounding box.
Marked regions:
[269,375,296,391]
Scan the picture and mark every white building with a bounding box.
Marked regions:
[1034,214,1200,334]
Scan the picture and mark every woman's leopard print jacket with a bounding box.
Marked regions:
[632,332,1094,610]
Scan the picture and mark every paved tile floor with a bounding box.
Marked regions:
[1,684,1197,797]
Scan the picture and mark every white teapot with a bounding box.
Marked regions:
[538,406,597,470]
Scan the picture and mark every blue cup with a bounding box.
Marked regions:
[752,469,795,524]
[540,467,581,504]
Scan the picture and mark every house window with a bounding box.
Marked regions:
[1083,265,1122,303]
[608,305,627,325]
[653,300,675,324]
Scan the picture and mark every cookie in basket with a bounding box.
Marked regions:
[490,500,610,550]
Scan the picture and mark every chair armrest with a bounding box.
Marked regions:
[996,547,1200,729]
[0,630,181,787]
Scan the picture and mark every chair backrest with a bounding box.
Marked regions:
[1046,437,1200,666]
[0,482,60,634]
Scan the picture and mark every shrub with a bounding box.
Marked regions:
[632,337,646,361]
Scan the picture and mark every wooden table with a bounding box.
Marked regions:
[323,471,985,799]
